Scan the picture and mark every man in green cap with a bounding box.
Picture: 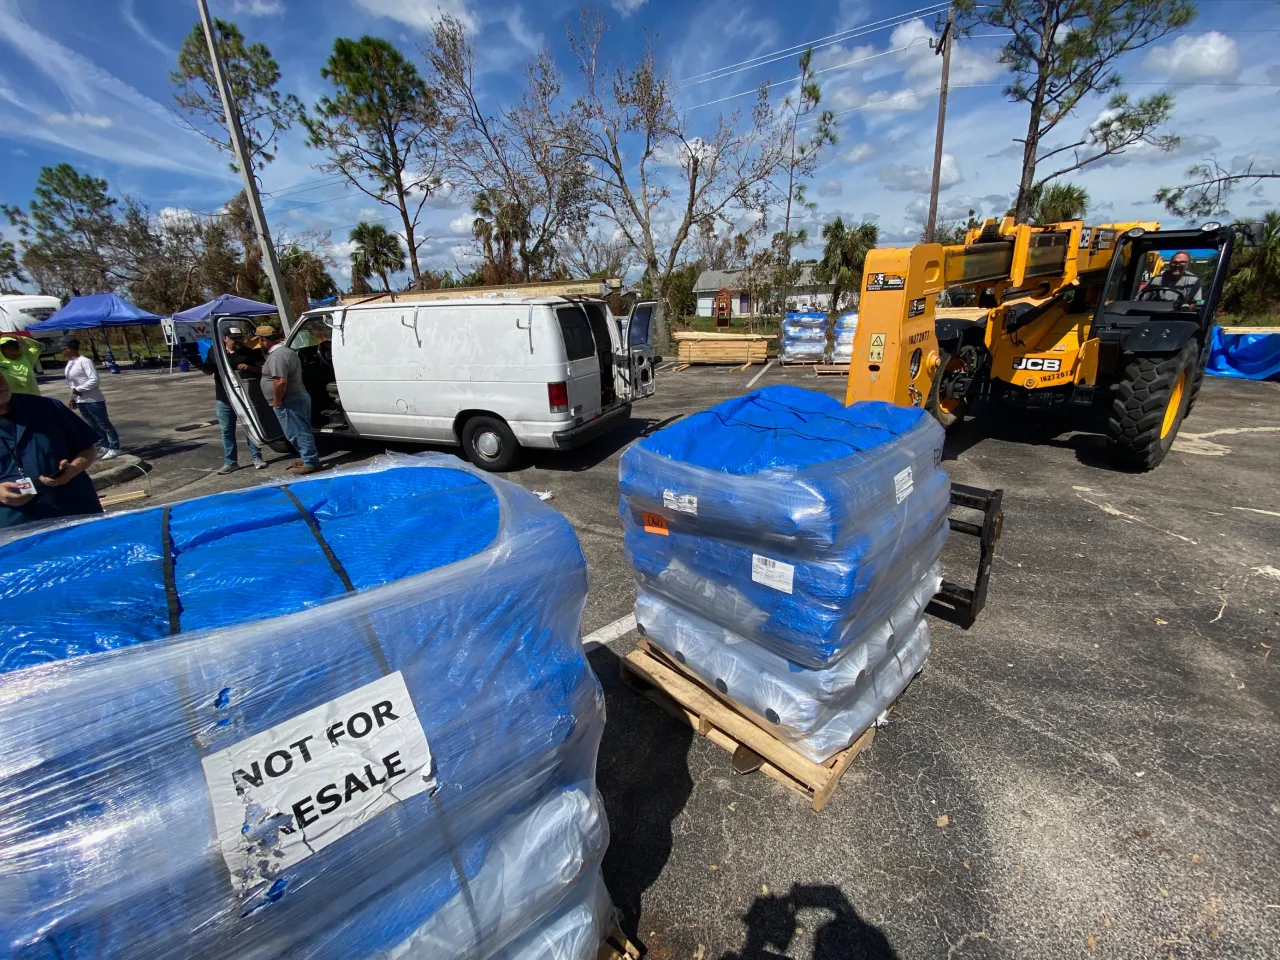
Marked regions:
[0,335,43,396]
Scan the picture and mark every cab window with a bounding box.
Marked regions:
[289,313,334,349]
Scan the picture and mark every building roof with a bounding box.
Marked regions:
[694,264,826,293]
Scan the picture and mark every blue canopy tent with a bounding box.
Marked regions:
[171,294,278,324]
[172,295,279,364]
[25,294,162,373]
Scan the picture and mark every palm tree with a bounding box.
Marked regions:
[348,221,405,292]
[1224,210,1280,313]
[471,190,528,283]
[813,217,879,313]
[1027,183,1090,225]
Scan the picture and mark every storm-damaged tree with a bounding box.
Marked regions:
[348,221,405,293]
[278,234,341,317]
[813,217,879,314]
[426,15,591,283]
[563,10,790,349]
[2,164,119,297]
[305,37,441,285]
[558,226,632,280]
[0,239,25,294]
[1156,156,1280,218]
[171,18,302,170]
[468,190,528,284]
[958,0,1194,222]
[776,48,837,306]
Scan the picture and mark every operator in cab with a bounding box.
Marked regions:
[1145,251,1202,310]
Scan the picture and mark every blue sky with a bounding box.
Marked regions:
[2,0,1279,288]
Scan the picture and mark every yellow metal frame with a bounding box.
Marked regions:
[845,218,1159,409]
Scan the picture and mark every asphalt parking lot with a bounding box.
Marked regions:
[80,361,1280,959]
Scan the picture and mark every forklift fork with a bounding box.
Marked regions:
[933,483,1003,624]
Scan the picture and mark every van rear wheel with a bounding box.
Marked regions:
[461,415,520,472]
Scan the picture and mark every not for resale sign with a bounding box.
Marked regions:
[201,672,434,900]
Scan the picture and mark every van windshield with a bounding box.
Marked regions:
[556,306,596,361]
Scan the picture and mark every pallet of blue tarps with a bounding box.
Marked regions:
[619,386,947,666]
[0,456,610,960]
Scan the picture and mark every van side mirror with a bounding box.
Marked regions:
[1236,221,1266,248]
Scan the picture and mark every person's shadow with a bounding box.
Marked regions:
[722,884,898,960]
[589,644,695,944]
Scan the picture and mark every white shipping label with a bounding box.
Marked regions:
[894,467,914,504]
[662,490,699,515]
[202,671,435,901]
[751,554,795,594]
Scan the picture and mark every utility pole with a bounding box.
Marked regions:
[195,0,295,329]
[924,5,954,244]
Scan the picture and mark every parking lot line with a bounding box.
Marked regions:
[746,360,775,389]
[582,613,636,652]
[656,360,678,372]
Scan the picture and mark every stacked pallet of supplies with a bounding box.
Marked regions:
[829,312,858,364]
[0,456,610,960]
[780,311,829,362]
[618,386,947,762]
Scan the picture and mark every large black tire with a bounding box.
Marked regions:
[1106,341,1198,472]
[1184,338,1210,416]
[461,415,521,472]
[925,347,968,429]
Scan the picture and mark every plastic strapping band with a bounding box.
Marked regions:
[279,485,392,676]
[161,506,180,636]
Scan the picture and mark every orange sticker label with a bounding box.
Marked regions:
[642,512,670,535]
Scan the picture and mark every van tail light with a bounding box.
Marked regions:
[548,381,569,412]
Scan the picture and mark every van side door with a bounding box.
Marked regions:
[554,304,603,419]
[622,300,657,400]
[211,317,289,452]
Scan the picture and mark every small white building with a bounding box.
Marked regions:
[693,265,837,317]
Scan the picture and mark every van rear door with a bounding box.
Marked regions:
[212,317,290,452]
[621,300,657,400]
[554,305,603,418]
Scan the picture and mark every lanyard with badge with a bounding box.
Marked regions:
[0,423,36,498]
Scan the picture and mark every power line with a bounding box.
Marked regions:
[682,3,949,86]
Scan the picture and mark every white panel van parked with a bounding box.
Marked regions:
[215,296,657,471]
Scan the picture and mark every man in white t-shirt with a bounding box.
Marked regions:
[61,338,122,460]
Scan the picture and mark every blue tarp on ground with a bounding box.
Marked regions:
[1207,326,1280,381]
[0,458,605,959]
[172,294,279,324]
[24,294,161,334]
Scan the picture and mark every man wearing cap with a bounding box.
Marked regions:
[256,324,322,475]
[60,338,122,461]
[0,335,43,396]
[1147,251,1203,309]
[0,370,101,528]
[199,324,267,475]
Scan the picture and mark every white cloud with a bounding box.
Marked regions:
[350,0,477,32]
[231,0,286,14]
[877,153,962,192]
[842,143,877,164]
[449,213,478,234]
[862,88,923,113]
[45,111,112,128]
[122,0,174,58]
[611,0,647,14]
[817,179,843,198]
[503,5,544,53]
[1144,32,1239,82]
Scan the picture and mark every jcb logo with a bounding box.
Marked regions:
[1012,357,1061,372]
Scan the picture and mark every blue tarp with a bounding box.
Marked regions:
[172,294,279,324]
[0,459,605,959]
[1207,325,1280,382]
[24,294,160,334]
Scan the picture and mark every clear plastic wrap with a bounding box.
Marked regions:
[0,455,611,960]
[780,312,830,362]
[635,586,933,763]
[619,386,946,550]
[829,312,858,363]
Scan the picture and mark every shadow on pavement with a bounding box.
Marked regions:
[721,884,898,960]
[588,644,694,945]
[126,439,205,461]
[527,416,660,473]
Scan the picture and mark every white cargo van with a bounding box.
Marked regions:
[213,296,657,470]
[0,294,60,338]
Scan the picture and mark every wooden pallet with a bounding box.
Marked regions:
[814,363,850,376]
[779,358,822,366]
[620,639,884,813]
[598,925,643,959]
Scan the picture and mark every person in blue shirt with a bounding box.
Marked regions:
[0,371,102,528]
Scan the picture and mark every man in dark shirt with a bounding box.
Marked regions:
[0,372,101,529]
[200,324,267,474]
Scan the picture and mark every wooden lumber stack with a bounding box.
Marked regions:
[672,331,772,367]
